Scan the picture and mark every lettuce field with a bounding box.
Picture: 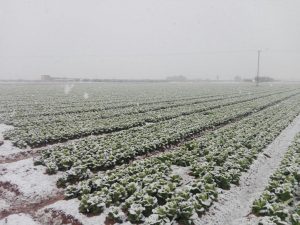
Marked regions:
[1,82,300,225]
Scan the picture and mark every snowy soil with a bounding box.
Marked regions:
[37,199,108,225]
[171,165,194,188]
[0,125,25,158]
[0,141,24,158]
[0,123,109,224]
[0,124,65,222]
[0,158,63,220]
[0,213,41,225]
[0,158,62,200]
[196,115,300,225]
[0,125,13,136]
[0,124,35,164]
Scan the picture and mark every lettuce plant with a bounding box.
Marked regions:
[127,203,146,223]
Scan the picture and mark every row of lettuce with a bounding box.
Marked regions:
[252,134,300,225]
[0,90,223,119]
[33,92,299,175]
[1,83,258,116]
[53,92,300,224]
[2,90,273,127]
[1,89,281,148]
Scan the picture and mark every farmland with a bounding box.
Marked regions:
[1,82,300,225]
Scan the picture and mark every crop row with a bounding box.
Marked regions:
[4,90,291,148]
[1,89,276,127]
[252,134,300,225]
[60,93,300,224]
[35,92,300,178]
[0,92,214,118]
[5,92,294,147]
[1,83,259,116]
[1,86,278,128]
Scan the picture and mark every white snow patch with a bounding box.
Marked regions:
[0,158,62,200]
[39,199,107,225]
[171,165,193,186]
[0,213,41,225]
[0,141,24,157]
[0,124,24,157]
[0,124,14,134]
[0,185,17,210]
[0,198,10,211]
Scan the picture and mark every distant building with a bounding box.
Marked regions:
[39,75,166,83]
[254,76,275,83]
[40,75,80,82]
[41,75,53,81]
[166,75,187,81]
[243,78,253,82]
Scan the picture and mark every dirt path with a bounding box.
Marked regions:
[196,114,300,225]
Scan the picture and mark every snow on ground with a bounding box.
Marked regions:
[0,124,25,157]
[0,213,41,225]
[171,165,193,187]
[197,115,300,225]
[37,199,108,225]
[0,158,63,223]
[0,124,13,135]
[0,158,62,201]
[0,200,10,213]
[0,141,25,158]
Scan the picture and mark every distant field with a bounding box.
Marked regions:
[1,82,300,225]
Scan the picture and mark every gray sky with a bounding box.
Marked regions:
[1,0,300,80]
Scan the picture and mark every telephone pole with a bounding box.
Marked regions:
[256,50,261,86]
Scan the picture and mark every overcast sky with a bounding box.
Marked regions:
[0,0,300,80]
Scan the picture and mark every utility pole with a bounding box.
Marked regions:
[256,50,261,86]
